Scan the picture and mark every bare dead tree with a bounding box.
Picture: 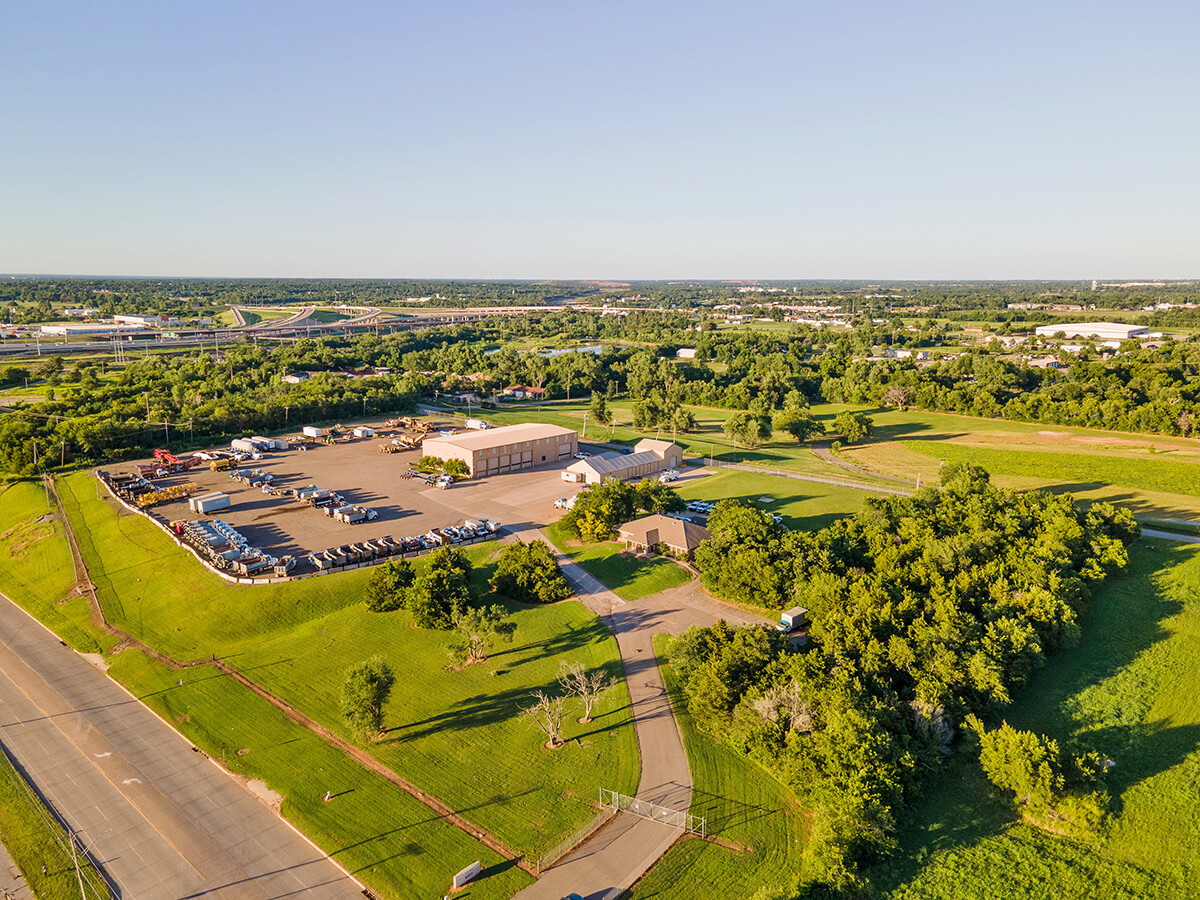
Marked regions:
[910,699,954,756]
[520,691,566,748]
[751,680,815,733]
[558,662,615,723]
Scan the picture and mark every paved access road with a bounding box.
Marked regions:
[515,554,767,900]
[0,594,361,900]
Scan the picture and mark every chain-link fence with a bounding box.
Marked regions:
[600,788,706,837]
[531,806,615,874]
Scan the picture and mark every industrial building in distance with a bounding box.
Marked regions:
[1033,322,1150,341]
[420,423,578,477]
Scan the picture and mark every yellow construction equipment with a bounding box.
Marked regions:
[136,482,199,508]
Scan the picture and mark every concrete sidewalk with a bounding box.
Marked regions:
[0,594,361,900]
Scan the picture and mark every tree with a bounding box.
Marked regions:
[558,662,615,723]
[773,409,824,443]
[409,547,473,629]
[490,540,573,604]
[724,411,772,448]
[634,477,685,513]
[443,457,469,476]
[882,385,914,409]
[365,559,415,612]
[449,605,516,666]
[562,480,637,542]
[833,411,873,444]
[521,690,567,748]
[589,392,613,426]
[340,656,395,741]
[969,718,1063,808]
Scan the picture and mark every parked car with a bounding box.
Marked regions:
[572,451,591,460]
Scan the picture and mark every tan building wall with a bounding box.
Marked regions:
[422,425,577,477]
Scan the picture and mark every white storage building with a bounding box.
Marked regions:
[563,439,683,485]
[1034,322,1149,341]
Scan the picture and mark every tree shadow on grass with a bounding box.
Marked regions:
[689,787,787,835]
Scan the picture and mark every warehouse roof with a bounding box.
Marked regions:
[567,450,661,477]
[422,422,576,451]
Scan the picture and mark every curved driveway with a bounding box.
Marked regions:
[515,551,766,900]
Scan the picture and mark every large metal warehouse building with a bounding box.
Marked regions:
[563,439,683,485]
[420,423,578,477]
[1034,322,1149,340]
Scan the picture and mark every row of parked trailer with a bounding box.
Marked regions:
[103,471,201,509]
[174,518,295,577]
[306,519,501,571]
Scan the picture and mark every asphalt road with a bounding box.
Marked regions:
[0,594,362,900]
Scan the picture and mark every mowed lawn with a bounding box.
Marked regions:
[824,403,1200,520]
[55,472,640,859]
[674,468,881,532]
[0,480,113,654]
[631,637,809,899]
[543,520,692,602]
[108,652,532,900]
[874,541,1200,899]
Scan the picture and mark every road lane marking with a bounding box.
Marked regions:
[0,650,205,879]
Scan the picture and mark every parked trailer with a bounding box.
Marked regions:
[465,418,490,430]
[188,492,231,514]
[302,426,326,438]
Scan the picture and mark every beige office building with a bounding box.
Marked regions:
[420,423,578,477]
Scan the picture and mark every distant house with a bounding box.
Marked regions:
[617,514,710,557]
[282,372,310,384]
[502,385,546,400]
[676,348,697,359]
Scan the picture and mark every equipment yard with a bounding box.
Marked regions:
[106,420,582,577]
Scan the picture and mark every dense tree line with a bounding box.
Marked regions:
[676,464,1138,890]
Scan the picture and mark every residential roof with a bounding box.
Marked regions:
[567,450,661,476]
[421,422,576,452]
[617,514,710,552]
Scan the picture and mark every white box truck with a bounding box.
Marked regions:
[465,419,490,430]
[776,606,809,633]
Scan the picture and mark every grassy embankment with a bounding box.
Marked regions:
[876,540,1200,899]
[52,471,639,859]
[630,635,809,899]
[544,520,693,602]
[0,474,641,896]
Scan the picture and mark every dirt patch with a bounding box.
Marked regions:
[1,520,54,558]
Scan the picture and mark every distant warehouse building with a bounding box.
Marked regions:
[563,439,683,485]
[1034,322,1149,341]
[421,423,577,477]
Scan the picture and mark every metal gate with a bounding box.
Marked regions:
[600,788,706,837]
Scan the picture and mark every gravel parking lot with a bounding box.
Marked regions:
[117,427,584,565]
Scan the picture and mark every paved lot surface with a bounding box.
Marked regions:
[0,594,361,900]
[121,425,580,563]
[514,549,768,900]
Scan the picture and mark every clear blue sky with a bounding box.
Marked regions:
[3,1,1196,279]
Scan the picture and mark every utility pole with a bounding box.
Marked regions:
[70,833,86,900]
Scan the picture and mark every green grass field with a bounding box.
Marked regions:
[674,469,881,532]
[0,481,112,654]
[874,540,1200,899]
[0,745,111,900]
[630,637,809,899]
[109,652,532,899]
[544,520,693,602]
[51,472,639,859]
